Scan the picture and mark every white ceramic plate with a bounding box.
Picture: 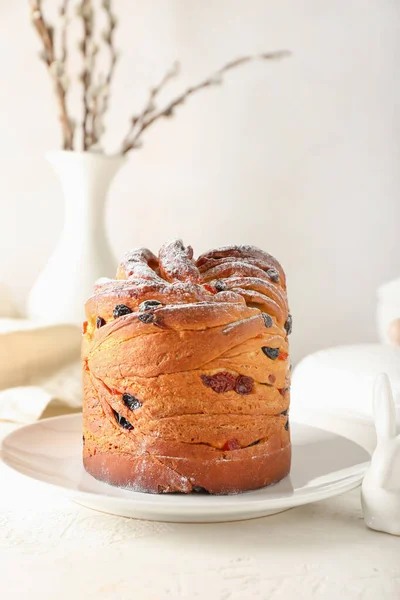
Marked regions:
[1,414,370,523]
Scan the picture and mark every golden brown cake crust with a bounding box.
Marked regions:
[82,240,292,494]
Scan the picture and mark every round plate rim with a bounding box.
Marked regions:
[1,413,370,518]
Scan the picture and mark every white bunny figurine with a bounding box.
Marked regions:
[361,373,400,535]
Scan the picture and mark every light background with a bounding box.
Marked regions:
[1,0,399,362]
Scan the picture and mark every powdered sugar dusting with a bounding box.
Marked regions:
[117,248,164,283]
[221,315,262,334]
[159,239,201,283]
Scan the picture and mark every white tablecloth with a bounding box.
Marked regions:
[1,416,399,600]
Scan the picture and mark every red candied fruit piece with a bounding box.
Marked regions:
[223,438,241,451]
[201,372,236,393]
[203,284,216,294]
[278,351,289,361]
[82,320,88,334]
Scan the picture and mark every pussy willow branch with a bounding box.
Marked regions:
[29,0,74,150]
[103,0,118,96]
[88,82,99,148]
[91,0,119,149]
[79,0,95,150]
[121,61,180,152]
[85,41,99,147]
[59,0,69,64]
[29,1,290,155]
[121,51,290,154]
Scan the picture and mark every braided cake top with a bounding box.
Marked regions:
[84,239,290,335]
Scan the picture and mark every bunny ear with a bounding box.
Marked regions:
[373,373,397,440]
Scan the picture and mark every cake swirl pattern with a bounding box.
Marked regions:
[82,240,292,494]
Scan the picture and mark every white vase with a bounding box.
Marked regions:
[27,151,126,326]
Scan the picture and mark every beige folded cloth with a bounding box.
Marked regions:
[0,358,82,423]
[0,290,82,422]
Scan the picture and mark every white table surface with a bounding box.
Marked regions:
[1,415,399,600]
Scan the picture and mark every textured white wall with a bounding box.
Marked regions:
[1,0,400,362]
